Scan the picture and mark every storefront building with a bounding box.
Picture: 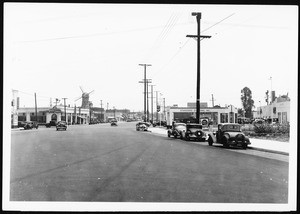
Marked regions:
[254,95,290,123]
[17,105,90,125]
[166,103,238,126]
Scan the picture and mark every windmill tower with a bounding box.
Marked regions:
[75,86,94,109]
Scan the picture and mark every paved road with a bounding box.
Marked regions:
[10,122,288,202]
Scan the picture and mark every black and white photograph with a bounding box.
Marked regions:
[3,1,298,212]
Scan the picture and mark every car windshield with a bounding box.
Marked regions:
[222,125,241,132]
[175,125,186,130]
[175,123,186,127]
[187,124,202,129]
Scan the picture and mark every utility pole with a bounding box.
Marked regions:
[150,85,155,123]
[107,102,109,110]
[210,94,216,107]
[34,93,38,122]
[100,100,103,121]
[139,64,151,122]
[187,12,211,124]
[155,90,159,123]
[62,98,67,122]
[139,78,152,122]
[163,98,166,121]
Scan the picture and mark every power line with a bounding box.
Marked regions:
[151,13,235,78]
[201,13,235,33]
[15,20,188,44]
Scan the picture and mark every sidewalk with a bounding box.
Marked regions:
[148,127,289,156]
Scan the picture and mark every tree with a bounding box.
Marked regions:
[241,87,255,118]
[237,108,244,117]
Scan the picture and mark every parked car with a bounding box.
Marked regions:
[111,120,118,126]
[18,121,27,128]
[207,123,251,149]
[252,118,266,125]
[56,121,67,131]
[167,123,186,138]
[184,123,207,141]
[46,120,57,128]
[136,122,149,131]
[23,121,39,130]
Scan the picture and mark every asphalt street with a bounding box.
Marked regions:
[10,122,288,202]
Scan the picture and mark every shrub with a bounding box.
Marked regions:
[253,122,290,134]
[253,123,274,134]
[275,123,290,134]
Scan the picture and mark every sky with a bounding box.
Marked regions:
[4,3,298,111]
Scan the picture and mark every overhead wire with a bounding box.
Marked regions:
[144,12,181,62]
[150,13,236,78]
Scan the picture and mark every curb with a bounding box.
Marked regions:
[247,146,289,156]
[148,128,289,156]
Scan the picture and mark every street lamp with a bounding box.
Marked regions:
[269,77,273,122]
[186,12,211,124]
[259,101,261,118]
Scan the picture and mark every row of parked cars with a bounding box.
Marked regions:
[18,121,39,130]
[18,120,67,131]
[167,122,251,149]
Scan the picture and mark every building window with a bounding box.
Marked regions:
[278,112,282,123]
[220,113,228,123]
[229,112,234,123]
[282,112,287,123]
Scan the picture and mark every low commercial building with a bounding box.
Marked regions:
[105,109,130,122]
[17,105,90,124]
[254,95,290,123]
[166,103,238,126]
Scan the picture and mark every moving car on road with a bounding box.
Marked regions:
[23,121,39,130]
[111,120,118,126]
[56,121,67,131]
[167,123,186,138]
[136,122,149,131]
[18,121,27,128]
[46,120,57,128]
[207,123,251,149]
[184,123,207,141]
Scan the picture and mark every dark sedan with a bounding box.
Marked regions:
[23,121,39,130]
[56,121,67,131]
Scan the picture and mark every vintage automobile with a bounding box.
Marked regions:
[111,120,118,126]
[207,123,251,149]
[46,120,57,128]
[136,122,149,131]
[167,123,186,138]
[56,121,67,131]
[18,121,27,128]
[183,123,207,141]
[23,121,39,130]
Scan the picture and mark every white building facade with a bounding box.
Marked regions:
[254,96,290,123]
[166,103,238,126]
[17,105,90,124]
